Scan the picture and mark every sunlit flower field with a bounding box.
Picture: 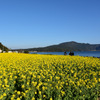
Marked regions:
[0,53,100,100]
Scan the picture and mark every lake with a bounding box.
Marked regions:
[30,51,100,57]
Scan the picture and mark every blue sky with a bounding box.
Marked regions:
[0,0,100,49]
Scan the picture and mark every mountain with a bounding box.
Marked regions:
[0,42,9,52]
[14,41,100,52]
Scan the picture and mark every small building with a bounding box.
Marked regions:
[8,51,12,53]
[18,50,24,53]
[3,51,6,53]
[0,49,2,53]
[33,51,37,52]
[13,51,18,53]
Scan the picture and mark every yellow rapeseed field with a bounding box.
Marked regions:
[0,53,100,100]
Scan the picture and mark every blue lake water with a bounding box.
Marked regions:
[30,51,100,57]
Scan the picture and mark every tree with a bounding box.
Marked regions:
[24,50,29,53]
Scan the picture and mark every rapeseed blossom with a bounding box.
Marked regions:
[0,53,99,100]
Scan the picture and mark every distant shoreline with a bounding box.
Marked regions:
[30,51,100,58]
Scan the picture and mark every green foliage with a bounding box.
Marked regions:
[24,50,29,53]
[0,42,9,52]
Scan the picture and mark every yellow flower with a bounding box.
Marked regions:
[11,97,14,100]
[50,97,53,100]
[14,76,17,79]
[80,90,82,93]
[32,97,35,100]
[22,85,25,88]
[3,93,7,96]
[0,95,3,99]
[2,85,5,88]
[17,98,20,100]
[61,91,65,96]
[17,91,21,95]
[35,91,37,94]
[39,91,41,95]
[43,95,46,98]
